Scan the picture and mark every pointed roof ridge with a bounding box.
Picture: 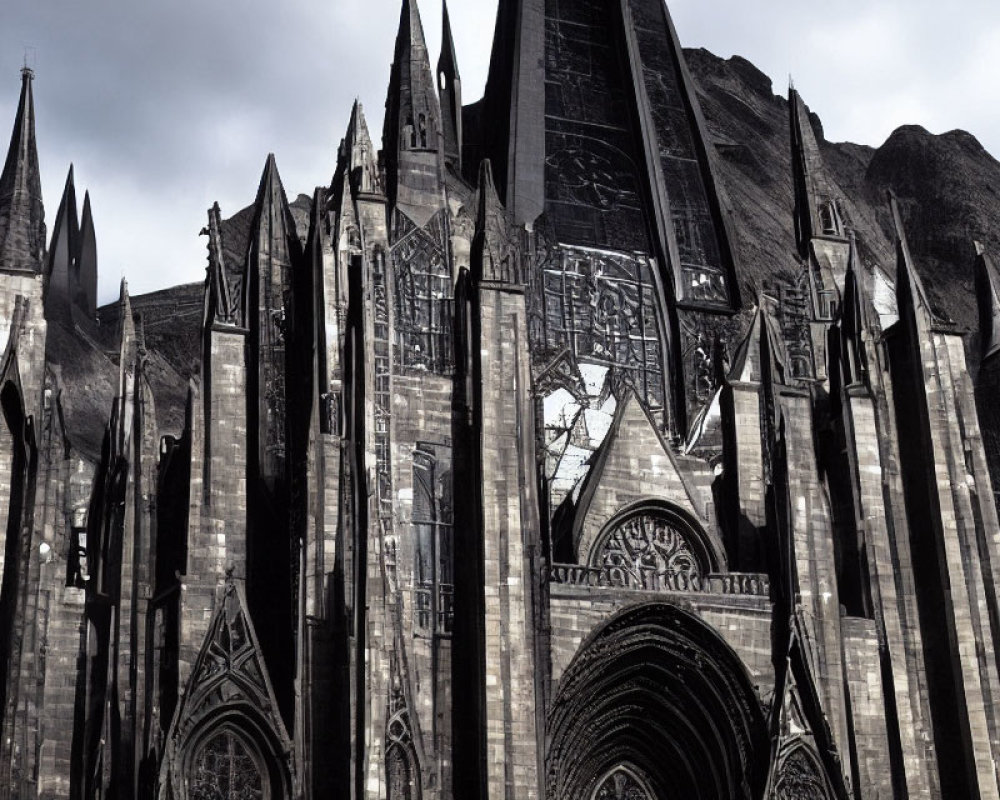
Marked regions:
[974,241,1000,361]
[888,191,937,321]
[0,67,45,273]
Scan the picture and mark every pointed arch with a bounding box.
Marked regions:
[158,582,292,800]
[771,739,837,800]
[547,602,768,800]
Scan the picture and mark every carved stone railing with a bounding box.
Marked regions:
[548,564,771,598]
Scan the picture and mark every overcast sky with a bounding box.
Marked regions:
[2,0,998,303]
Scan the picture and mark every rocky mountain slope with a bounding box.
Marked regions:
[96,48,1000,444]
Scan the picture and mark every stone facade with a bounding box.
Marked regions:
[0,3,998,800]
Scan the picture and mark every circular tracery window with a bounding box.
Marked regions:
[593,511,705,584]
[189,729,266,800]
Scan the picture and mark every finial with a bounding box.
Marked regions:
[21,47,36,80]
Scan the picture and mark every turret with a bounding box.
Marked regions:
[0,68,45,273]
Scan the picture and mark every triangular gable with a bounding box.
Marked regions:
[571,390,721,568]
[159,580,292,799]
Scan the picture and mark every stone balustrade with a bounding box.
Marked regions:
[548,563,771,598]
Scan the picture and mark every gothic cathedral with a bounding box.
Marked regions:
[0,1,999,799]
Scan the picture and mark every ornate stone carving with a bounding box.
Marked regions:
[773,748,830,800]
[593,513,702,587]
[189,730,265,800]
[592,767,653,800]
[530,244,666,414]
[391,210,453,373]
[778,268,816,380]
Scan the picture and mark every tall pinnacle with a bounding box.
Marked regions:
[78,191,98,319]
[0,68,45,273]
[789,84,844,257]
[438,0,462,168]
[888,192,936,322]
[340,101,380,197]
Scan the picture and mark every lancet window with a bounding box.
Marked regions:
[413,444,453,634]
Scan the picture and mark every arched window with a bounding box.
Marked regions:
[189,728,267,800]
[418,114,428,148]
[818,200,842,237]
[589,504,713,591]
[592,766,655,800]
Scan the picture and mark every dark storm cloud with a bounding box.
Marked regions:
[0,0,996,302]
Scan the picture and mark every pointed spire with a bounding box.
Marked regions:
[45,164,79,318]
[247,153,302,481]
[789,84,844,257]
[77,191,98,319]
[383,0,445,216]
[975,241,1000,362]
[472,159,514,283]
[0,68,45,273]
[888,191,937,323]
[248,152,302,325]
[438,0,462,169]
[339,100,380,198]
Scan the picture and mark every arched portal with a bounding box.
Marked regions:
[546,603,768,800]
